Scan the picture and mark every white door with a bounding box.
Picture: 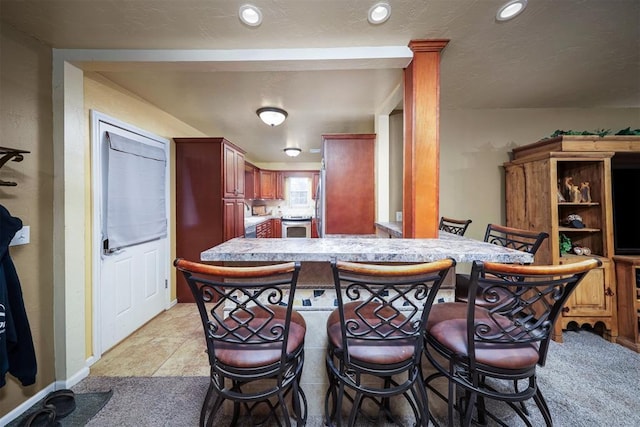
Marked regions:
[91,111,170,355]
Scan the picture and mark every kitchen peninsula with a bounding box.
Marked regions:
[197,233,533,418]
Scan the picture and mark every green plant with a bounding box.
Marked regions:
[559,233,572,255]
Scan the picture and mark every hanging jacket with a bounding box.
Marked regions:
[0,204,37,388]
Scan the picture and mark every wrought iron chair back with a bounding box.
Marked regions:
[439,216,473,236]
[325,258,455,427]
[174,258,306,427]
[483,223,549,255]
[425,258,600,427]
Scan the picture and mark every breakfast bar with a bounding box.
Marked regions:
[198,233,534,418]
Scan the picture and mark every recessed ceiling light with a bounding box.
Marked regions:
[368,2,391,25]
[239,4,262,27]
[496,0,527,22]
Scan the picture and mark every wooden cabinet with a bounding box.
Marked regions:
[311,218,319,238]
[175,137,246,302]
[504,136,617,342]
[322,134,375,235]
[614,256,640,352]
[245,166,284,200]
[245,163,259,199]
[259,170,276,199]
[275,172,285,200]
[223,144,245,198]
[223,199,245,241]
[271,219,282,238]
[256,219,272,238]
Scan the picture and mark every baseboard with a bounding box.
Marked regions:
[167,298,178,309]
[0,383,55,426]
[59,366,90,389]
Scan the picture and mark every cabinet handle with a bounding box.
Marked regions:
[604,287,614,297]
[562,306,570,313]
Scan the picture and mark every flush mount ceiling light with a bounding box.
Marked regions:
[368,2,391,24]
[257,107,288,126]
[239,4,262,27]
[284,147,302,157]
[496,0,528,21]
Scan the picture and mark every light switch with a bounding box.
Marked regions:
[9,225,30,246]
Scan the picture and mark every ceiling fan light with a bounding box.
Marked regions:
[239,4,262,27]
[257,107,288,126]
[284,147,302,157]
[496,0,527,21]
[368,3,391,24]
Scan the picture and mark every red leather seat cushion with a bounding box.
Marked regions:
[327,301,416,365]
[215,305,306,368]
[429,317,540,370]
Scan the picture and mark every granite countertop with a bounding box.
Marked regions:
[244,215,274,227]
[201,231,534,264]
[375,221,402,237]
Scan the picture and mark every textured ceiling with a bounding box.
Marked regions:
[1,0,639,163]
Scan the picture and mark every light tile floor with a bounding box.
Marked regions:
[90,303,210,377]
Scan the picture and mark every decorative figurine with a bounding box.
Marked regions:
[580,181,591,203]
[570,184,582,203]
[562,176,574,201]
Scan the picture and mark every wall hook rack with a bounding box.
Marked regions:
[0,146,30,186]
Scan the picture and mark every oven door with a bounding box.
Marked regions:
[282,220,311,238]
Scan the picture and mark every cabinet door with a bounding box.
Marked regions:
[260,170,275,199]
[234,201,245,238]
[223,199,245,241]
[223,145,239,198]
[271,219,282,238]
[311,218,319,238]
[561,256,614,317]
[276,172,285,200]
[235,151,245,198]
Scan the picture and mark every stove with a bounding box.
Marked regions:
[281,215,312,237]
[281,215,313,221]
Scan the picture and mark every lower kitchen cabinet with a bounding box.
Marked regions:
[271,219,282,238]
[256,219,272,238]
[223,199,246,241]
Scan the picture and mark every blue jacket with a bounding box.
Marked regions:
[0,204,37,388]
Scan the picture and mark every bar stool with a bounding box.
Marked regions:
[438,217,473,236]
[424,258,600,426]
[174,259,307,427]
[324,258,455,427]
[455,224,549,303]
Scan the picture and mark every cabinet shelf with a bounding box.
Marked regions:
[558,202,600,207]
[558,227,601,233]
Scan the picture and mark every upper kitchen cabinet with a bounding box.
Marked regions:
[223,142,245,198]
[322,134,375,235]
[259,170,276,199]
[174,137,246,302]
[245,162,259,199]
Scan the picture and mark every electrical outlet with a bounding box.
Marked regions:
[9,225,30,246]
[395,211,402,222]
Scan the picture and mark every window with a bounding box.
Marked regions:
[288,177,311,208]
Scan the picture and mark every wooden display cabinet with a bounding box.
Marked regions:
[504,136,618,342]
[613,256,640,352]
